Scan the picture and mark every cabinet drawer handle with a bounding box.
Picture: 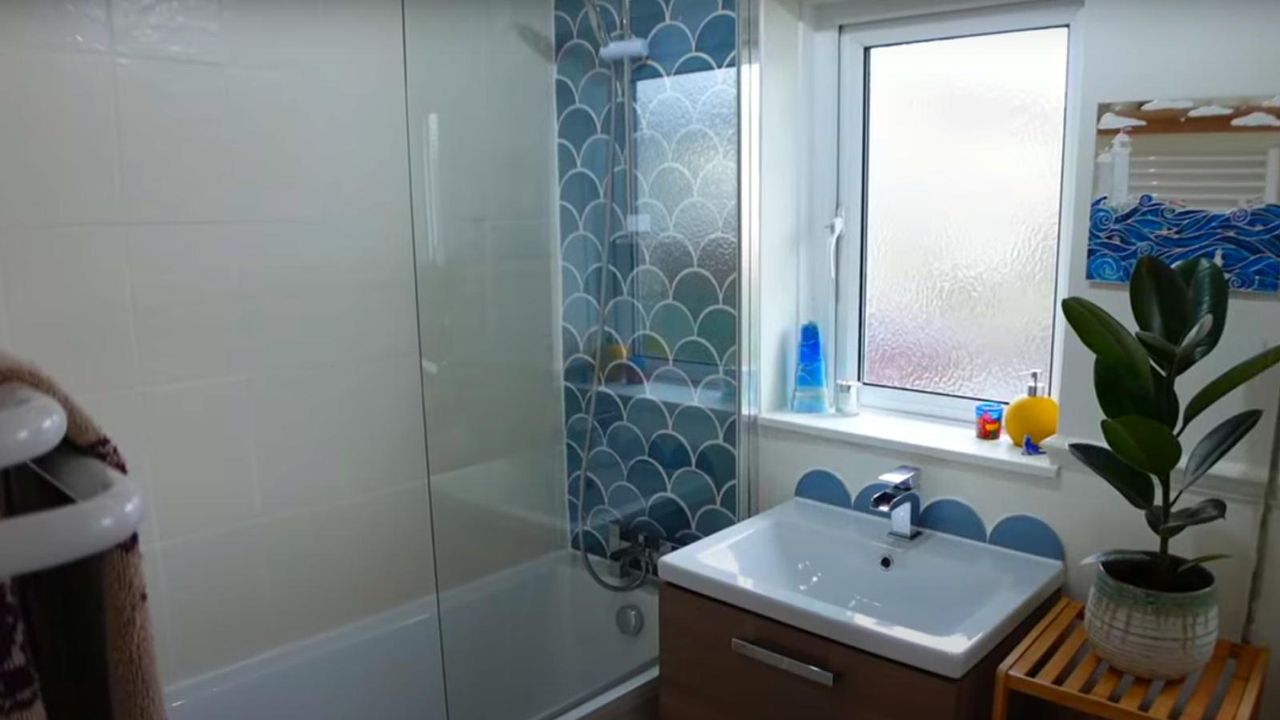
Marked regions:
[730,638,835,687]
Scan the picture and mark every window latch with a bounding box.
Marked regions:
[826,206,845,279]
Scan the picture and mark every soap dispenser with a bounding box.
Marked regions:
[1004,370,1058,448]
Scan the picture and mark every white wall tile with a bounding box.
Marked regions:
[110,0,224,63]
[115,58,230,222]
[126,224,247,384]
[235,218,411,295]
[143,378,258,541]
[221,0,403,72]
[0,0,110,54]
[220,3,407,221]
[0,267,11,351]
[0,226,138,393]
[159,522,278,679]
[263,483,434,643]
[241,281,418,371]
[224,68,326,222]
[0,52,118,226]
[252,356,428,514]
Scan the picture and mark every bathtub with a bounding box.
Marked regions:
[166,550,658,720]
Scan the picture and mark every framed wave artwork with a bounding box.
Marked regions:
[1088,94,1280,293]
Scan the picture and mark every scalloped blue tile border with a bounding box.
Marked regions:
[793,469,1064,561]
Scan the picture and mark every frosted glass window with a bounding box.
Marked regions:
[862,28,1068,401]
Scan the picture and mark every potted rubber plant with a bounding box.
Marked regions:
[1061,255,1280,679]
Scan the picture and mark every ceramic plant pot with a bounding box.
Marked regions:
[1084,560,1217,679]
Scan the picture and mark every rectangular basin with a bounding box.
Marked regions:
[658,498,1063,678]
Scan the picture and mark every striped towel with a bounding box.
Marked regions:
[0,352,163,720]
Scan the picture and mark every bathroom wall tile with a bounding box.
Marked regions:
[0,266,11,351]
[127,224,248,385]
[110,0,225,63]
[0,0,110,53]
[159,521,277,679]
[0,226,138,393]
[306,76,408,220]
[241,282,418,371]
[77,389,160,547]
[233,219,417,372]
[989,514,1066,562]
[263,483,434,643]
[0,52,118,226]
[222,0,403,72]
[224,62,407,223]
[794,469,852,508]
[252,356,428,514]
[224,68,327,222]
[235,218,411,295]
[114,58,231,222]
[218,0,326,68]
[919,498,987,543]
[555,0,740,548]
[142,378,258,541]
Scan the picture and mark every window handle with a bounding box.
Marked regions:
[826,206,845,279]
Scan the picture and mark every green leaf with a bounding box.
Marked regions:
[1130,256,1190,343]
[1160,498,1227,536]
[1136,331,1178,371]
[1069,442,1155,509]
[1182,410,1262,497]
[1186,259,1228,362]
[1094,358,1155,420]
[1146,505,1190,539]
[1144,506,1167,536]
[1151,367,1181,430]
[1173,258,1202,287]
[1102,416,1183,476]
[1183,346,1280,429]
[1176,554,1230,573]
[1080,549,1157,566]
[1062,297,1153,400]
[1175,315,1215,373]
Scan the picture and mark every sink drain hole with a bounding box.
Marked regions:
[879,555,893,571]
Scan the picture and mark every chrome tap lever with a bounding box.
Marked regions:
[870,466,922,540]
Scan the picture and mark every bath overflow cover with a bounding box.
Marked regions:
[616,604,644,636]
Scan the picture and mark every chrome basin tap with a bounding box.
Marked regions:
[870,466,922,540]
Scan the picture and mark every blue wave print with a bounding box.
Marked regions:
[1087,195,1280,293]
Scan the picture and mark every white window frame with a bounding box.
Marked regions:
[818,2,1083,422]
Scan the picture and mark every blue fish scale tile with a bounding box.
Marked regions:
[795,470,852,509]
[558,0,738,554]
[918,498,987,543]
[989,515,1066,562]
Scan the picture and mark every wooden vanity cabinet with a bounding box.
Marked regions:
[659,584,1056,720]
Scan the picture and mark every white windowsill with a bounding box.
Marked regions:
[758,409,1060,480]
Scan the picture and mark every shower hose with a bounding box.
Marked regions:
[575,0,650,593]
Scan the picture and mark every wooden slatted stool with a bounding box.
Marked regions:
[993,598,1269,720]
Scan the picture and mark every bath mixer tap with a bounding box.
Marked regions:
[870,466,922,540]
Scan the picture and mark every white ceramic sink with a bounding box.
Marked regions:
[658,498,1064,678]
